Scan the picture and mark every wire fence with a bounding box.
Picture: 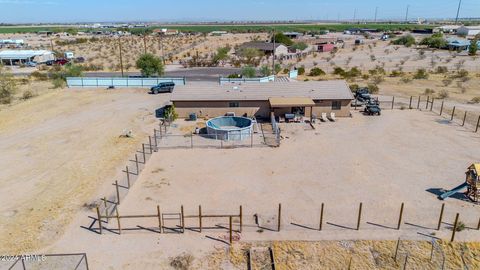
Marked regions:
[2,253,89,270]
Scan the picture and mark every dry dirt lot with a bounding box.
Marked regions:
[41,109,480,269]
[0,87,170,254]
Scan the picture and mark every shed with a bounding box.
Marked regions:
[457,26,480,36]
[317,43,335,52]
[0,50,55,65]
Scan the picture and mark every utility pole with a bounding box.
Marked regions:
[405,5,410,22]
[374,7,378,23]
[272,28,275,76]
[455,0,462,24]
[353,8,357,23]
[118,37,124,77]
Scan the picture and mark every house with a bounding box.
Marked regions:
[170,80,354,119]
[317,43,335,52]
[154,29,179,36]
[434,25,461,34]
[283,32,303,39]
[0,50,55,65]
[457,26,480,37]
[447,38,480,51]
[238,42,289,56]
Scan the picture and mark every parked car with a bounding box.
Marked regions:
[364,103,381,115]
[54,58,69,66]
[25,61,37,67]
[150,82,175,94]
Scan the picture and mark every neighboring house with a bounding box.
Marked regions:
[457,26,480,36]
[238,42,289,56]
[447,38,480,51]
[316,43,335,52]
[170,80,354,119]
[153,29,179,36]
[434,25,461,34]
[0,50,55,65]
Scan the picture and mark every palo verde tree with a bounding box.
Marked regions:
[136,53,164,77]
[272,32,294,46]
[469,38,478,56]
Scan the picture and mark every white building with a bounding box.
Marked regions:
[457,26,480,36]
[0,50,55,65]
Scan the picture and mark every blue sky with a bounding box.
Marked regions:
[0,0,479,23]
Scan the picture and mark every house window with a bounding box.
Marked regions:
[332,101,341,110]
[229,102,240,107]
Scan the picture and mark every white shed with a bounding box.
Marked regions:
[0,50,55,65]
[457,26,480,36]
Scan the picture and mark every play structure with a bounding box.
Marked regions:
[439,164,480,202]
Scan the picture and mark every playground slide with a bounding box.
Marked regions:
[438,182,468,200]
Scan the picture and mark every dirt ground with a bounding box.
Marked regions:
[33,109,480,269]
[0,87,170,254]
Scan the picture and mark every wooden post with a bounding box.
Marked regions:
[476,215,480,230]
[348,257,352,270]
[430,98,434,111]
[198,205,202,233]
[190,133,193,149]
[462,111,467,126]
[153,129,158,151]
[239,205,243,232]
[159,123,163,138]
[115,207,121,235]
[451,106,456,121]
[451,213,459,242]
[476,116,480,133]
[103,197,108,222]
[229,216,233,244]
[394,238,400,262]
[135,154,139,174]
[426,96,429,110]
[142,144,146,162]
[115,181,120,205]
[125,166,130,188]
[181,205,185,233]
[148,136,153,154]
[437,203,445,230]
[277,203,282,232]
[96,206,102,234]
[357,203,363,230]
[397,203,404,230]
[391,96,395,110]
[417,96,421,109]
[440,101,444,115]
[319,203,324,231]
[430,240,434,261]
[409,96,412,109]
[157,205,162,234]
[403,254,409,270]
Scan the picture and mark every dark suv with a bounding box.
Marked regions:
[150,82,175,94]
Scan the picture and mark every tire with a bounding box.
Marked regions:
[154,89,158,94]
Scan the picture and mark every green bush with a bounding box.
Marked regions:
[0,68,17,104]
[435,66,448,74]
[272,32,293,46]
[333,67,345,76]
[21,90,35,100]
[164,105,178,121]
[136,53,164,77]
[423,88,435,95]
[413,69,429,79]
[291,42,308,51]
[349,84,360,91]
[392,35,416,47]
[308,67,326,76]
[366,84,379,94]
[52,78,66,89]
[297,66,305,75]
[30,71,49,81]
[437,90,449,99]
[390,70,404,77]
[420,33,447,49]
[470,97,480,104]
[241,66,256,78]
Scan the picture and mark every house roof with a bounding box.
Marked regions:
[239,42,285,51]
[171,80,354,102]
[269,97,315,107]
[0,50,53,60]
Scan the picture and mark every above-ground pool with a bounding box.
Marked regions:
[206,116,253,141]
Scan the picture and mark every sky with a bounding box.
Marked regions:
[0,0,479,24]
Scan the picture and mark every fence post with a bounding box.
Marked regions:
[430,98,434,111]
[462,112,467,126]
[397,203,404,230]
[96,206,102,234]
[135,154,139,174]
[440,101,444,115]
[426,96,429,110]
[153,129,158,151]
[319,203,324,231]
[239,205,243,232]
[115,180,120,205]
[451,213,459,242]
[157,205,162,234]
[437,203,445,231]
[142,144,146,163]
[198,205,202,233]
[417,96,421,109]
[403,254,409,270]
[229,216,233,244]
[451,106,456,121]
[476,116,480,133]
[357,203,363,230]
[103,197,108,222]
[115,207,121,235]
[394,238,400,261]
[148,136,153,154]
[391,96,395,110]
[277,203,282,232]
[125,166,130,188]
[181,205,185,233]
[409,96,412,109]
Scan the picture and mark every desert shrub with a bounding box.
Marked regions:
[437,90,449,99]
[420,33,447,49]
[400,76,412,84]
[52,78,66,89]
[362,74,370,80]
[455,221,466,232]
[470,97,480,104]
[343,67,362,79]
[469,38,478,56]
[227,73,241,78]
[136,53,165,77]
[413,68,429,79]
[259,65,271,76]
[392,35,416,47]
[367,84,379,94]
[390,70,404,77]
[371,75,385,84]
[169,253,193,270]
[436,66,448,74]
[291,42,308,51]
[0,68,17,104]
[454,69,469,80]
[282,68,290,74]
[424,88,435,95]
[30,71,49,81]
[21,90,35,100]
[333,67,345,76]
[241,66,256,78]
[164,105,178,121]
[349,84,360,91]
[309,67,326,76]
[442,78,453,86]
[297,66,305,75]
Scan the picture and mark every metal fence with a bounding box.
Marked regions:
[2,253,89,270]
[219,75,275,85]
[66,77,186,88]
